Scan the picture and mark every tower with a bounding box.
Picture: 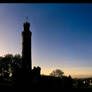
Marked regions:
[22,20,32,74]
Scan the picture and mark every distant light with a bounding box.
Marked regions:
[89,83,92,85]
[83,81,85,84]
[9,73,12,77]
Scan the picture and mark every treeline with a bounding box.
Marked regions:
[0,54,22,79]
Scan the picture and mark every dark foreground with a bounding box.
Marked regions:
[0,74,92,92]
[0,86,92,92]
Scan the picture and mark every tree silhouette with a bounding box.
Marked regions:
[0,54,22,79]
[50,69,64,78]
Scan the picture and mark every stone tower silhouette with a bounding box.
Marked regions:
[22,21,32,74]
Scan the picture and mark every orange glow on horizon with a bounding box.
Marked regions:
[40,67,92,78]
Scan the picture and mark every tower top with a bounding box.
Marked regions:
[23,16,31,31]
[23,22,30,31]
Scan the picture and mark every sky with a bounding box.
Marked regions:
[0,3,92,78]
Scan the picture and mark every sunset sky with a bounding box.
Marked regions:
[0,4,92,78]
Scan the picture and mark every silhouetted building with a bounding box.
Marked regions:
[22,21,32,74]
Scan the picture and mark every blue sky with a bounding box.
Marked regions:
[0,4,92,78]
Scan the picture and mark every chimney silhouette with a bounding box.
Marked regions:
[22,21,32,73]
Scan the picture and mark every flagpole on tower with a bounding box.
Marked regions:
[25,16,28,22]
